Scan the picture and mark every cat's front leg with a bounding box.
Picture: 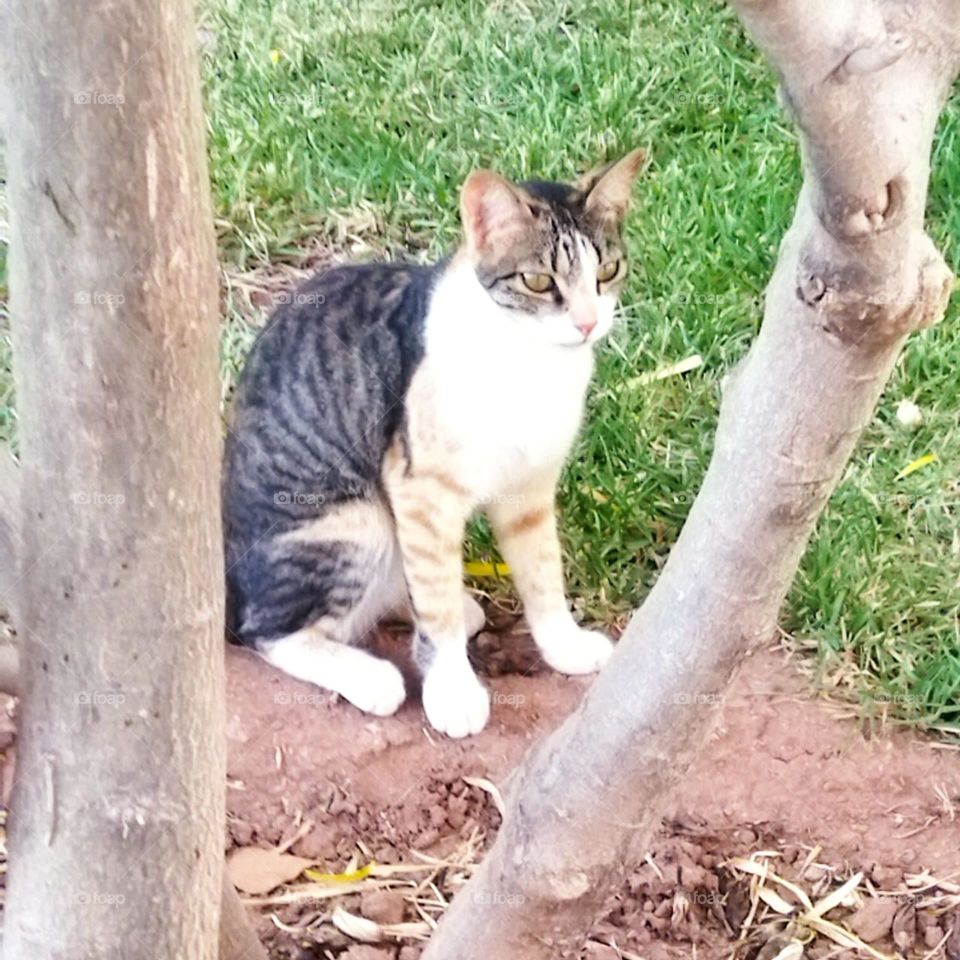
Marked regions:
[386,467,490,738]
[487,480,614,675]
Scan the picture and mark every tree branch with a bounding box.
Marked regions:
[422,3,959,957]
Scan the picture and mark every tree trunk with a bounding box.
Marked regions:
[423,3,959,958]
[1,0,236,957]
[0,447,21,697]
[219,873,268,960]
[0,448,20,621]
[1,452,265,958]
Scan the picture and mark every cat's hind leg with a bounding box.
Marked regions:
[259,624,406,716]
[241,499,408,716]
[462,591,486,638]
[387,588,487,638]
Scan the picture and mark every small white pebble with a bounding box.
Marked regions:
[896,399,923,428]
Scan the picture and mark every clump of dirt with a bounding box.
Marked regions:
[588,822,960,960]
[224,632,960,959]
[1,618,954,958]
[246,816,960,960]
[263,774,501,868]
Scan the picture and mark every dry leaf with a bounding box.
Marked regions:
[462,776,506,818]
[803,916,895,960]
[332,906,382,943]
[305,861,375,884]
[808,872,863,920]
[894,452,938,480]
[331,906,432,943]
[892,901,917,955]
[770,941,805,960]
[629,354,703,386]
[723,877,752,932]
[726,856,813,910]
[758,884,797,915]
[227,846,315,895]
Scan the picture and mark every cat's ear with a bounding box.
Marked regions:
[579,147,647,223]
[460,170,536,254]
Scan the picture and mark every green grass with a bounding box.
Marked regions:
[2,0,958,733]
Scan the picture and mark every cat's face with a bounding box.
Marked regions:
[460,149,645,348]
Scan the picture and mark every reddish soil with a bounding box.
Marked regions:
[225,629,960,960]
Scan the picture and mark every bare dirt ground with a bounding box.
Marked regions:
[224,624,960,960]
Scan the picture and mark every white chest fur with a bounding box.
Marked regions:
[418,262,595,498]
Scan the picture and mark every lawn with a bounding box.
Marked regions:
[3,0,958,732]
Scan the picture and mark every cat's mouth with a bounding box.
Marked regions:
[562,332,596,348]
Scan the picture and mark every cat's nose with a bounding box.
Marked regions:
[573,313,597,338]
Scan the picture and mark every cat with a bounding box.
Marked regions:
[222,148,645,738]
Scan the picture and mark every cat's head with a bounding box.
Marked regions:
[459,148,645,348]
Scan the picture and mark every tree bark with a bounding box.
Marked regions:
[219,874,268,960]
[0,447,21,696]
[423,4,959,958]
[0,448,20,621]
[1,0,241,957]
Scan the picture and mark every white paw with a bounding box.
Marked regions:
[422,653,490,738]
[537,623,614,676]
[342,659,406,717]
[462,591,487,637]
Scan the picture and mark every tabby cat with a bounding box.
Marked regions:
[223,149,645,738]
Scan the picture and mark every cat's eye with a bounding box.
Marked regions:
[521,272,556,294]
[596,260,621,284]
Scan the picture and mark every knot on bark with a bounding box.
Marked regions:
[543,869,591,901]
[834,32,909,79]
[796,241,953,347]
[768,481,835,529]
[819,176,905,242]
[913,243,955,330]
